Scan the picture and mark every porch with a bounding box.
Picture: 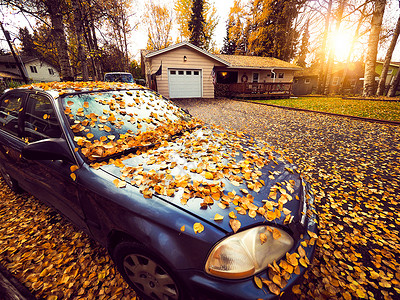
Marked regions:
[214,82,293,99]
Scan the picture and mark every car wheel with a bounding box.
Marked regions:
[0,164,21,193]
[113,241,183,300]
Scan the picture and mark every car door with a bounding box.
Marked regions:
[0,91,28,185]
[19,92,89,231]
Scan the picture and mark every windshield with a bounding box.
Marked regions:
[104,73,134,83]
[62,89,197,161]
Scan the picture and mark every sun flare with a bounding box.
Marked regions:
[328,30,354,62]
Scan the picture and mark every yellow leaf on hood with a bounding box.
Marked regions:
[214,214,224,221]
[229,219,241,233]
[193,222,204,234]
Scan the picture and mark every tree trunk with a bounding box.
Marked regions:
[387,68,400,96]
[48,1,74,81]
[324,0,346,95]
[317,0,333,94]
[363,0,386,97]
[71,0,89,81]
[376,15,400,96]
[339,5,367,94]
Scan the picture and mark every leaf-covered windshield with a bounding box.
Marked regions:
[62,89,200,161]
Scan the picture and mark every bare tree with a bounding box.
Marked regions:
[363,0,387,97]
[324,0,346,95]
[376,14,400,96]
[144,0,173,50]
[1,0,74,80]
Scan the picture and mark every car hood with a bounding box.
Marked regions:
[98,126,312,234]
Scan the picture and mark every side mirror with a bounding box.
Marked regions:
[22,138,74,162]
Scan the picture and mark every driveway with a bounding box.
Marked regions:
[0,98,399,300]
[174,98,400,299]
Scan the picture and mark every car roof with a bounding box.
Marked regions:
[104,72,132,75]
[12,81,147,99]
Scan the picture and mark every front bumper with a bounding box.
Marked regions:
[178,219,318,300]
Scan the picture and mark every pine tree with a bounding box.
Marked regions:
[221,23,236,54]
[188,0,206,48]
[297,21,309,67]
[246,0,305,61]
[19,27,37,57]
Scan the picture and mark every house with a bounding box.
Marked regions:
[142,42,301,99]
[292,68,318,95]
[0,55,60,83]
[293,62,364,95]
[375,61,400,87]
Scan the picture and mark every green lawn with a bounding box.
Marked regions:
[254,97,400,122]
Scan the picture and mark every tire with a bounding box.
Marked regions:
[0,164,21,193]
[113,241,183,300]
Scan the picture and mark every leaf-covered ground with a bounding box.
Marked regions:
[0,188,137,300]
[0,97,399,300]
[174,98,400,300]
[253,97,400,122]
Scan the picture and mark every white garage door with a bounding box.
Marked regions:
[168,69,202,98]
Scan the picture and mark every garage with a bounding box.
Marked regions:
[168,69,202,98]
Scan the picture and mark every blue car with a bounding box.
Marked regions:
[0,82,317,300]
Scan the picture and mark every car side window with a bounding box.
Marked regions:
[24,94,62,142]
[0,92,24,136]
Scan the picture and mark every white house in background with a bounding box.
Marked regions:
[0,55,60,82]
[142,42,301,99]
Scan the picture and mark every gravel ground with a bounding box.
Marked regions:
[174,98,400,300]
[0,98,399,300]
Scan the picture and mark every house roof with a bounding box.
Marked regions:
[294,67,319,78]
[0,71,23,80]
[377,61,400,68]
[145,42,228,65]
[215,54,301,70]
[144,42,302,70]
[0,55,38,64]
[295,62,364,78]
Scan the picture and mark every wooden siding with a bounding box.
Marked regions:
[148,47,225,98]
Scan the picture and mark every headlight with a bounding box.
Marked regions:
[205,226,294,279]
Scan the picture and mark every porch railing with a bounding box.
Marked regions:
[215,82,293,98]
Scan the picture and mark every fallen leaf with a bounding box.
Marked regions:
[193,222,204,234]
[229,219,241,233]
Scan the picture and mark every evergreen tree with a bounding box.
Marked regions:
[225,0,248,55]
[297,21,309,67]
[188,0,206,48]
[18,27,37,57]
[247,0,305,61]
[221,23,236,54]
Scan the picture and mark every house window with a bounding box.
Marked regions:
[217,71,238,84]
[194,71,199,75]
[252,73,259,83]
[278,73,284,79]
[170,70,176,75]
[304,78,311,84]
[332,77,340,86]
[186,71,192,75]
[271,72,276,78]
[178,70,184,75]
[48,68,54,75]
[30,66,38,73]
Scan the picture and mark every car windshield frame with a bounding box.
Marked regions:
[60,88,196,163]
[104,73,134,83]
